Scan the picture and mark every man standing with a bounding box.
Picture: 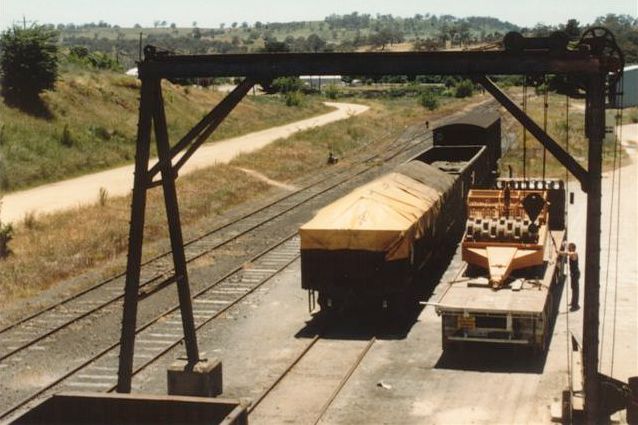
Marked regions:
[558,242,580,311]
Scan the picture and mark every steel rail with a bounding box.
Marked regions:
[0,234,298,422]
[312,338,376,425]
[103,247,302,394]
[248,335,323,414]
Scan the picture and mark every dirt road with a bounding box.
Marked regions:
[0,101,368,224]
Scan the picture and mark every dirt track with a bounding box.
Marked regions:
[0,101,368,224]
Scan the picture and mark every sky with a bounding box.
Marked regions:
[1,0,636,30]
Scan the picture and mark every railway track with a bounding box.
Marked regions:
[0,122,435,422]
[0,235,302,422]
[247,326,376,425]
[0,102,496,421]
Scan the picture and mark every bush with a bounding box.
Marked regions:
[324,84,340,99]
[0,200,12,258]
[60,124,75,147]
[418,91,440,111]
[68,48,122,72]
[0,220,12,259]
[284,91,303,107]
[272,77,304,94]
[454,80,474,98]
[0,25,58,104]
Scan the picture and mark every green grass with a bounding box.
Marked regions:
[0,69,329,192]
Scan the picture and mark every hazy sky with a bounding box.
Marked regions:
[1,0,636,30]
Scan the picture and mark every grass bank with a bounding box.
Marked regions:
[0,94,477,302]
[0,69,328,191]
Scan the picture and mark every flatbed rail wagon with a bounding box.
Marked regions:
[435,178,567,352]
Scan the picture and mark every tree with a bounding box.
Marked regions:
[306,33,326,52]
[419,90,439,110]
[0,25,58,106]
[262,38,290,52]
[454,79,474,98]
[565,19,580,37]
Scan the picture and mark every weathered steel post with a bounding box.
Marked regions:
[153,81,200,364]
[583,73,606,423]
[117,77,155,393]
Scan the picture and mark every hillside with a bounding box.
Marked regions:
[0,68,329,191]
[49,13,638,71]
[55,13,520,68]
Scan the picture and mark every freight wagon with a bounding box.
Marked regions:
[299,110,501,313]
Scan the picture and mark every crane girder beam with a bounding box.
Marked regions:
[138,50,603,80]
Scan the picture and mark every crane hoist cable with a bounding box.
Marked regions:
[562,95,576,425]
[542,77,549,180]
[522,81,528,180]
[563,94,571,391]
[564,95,569,241]
[599,80,624,376]
[599,106,619,369]
[610,81,624,377]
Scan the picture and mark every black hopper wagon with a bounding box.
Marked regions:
[299,110,502,313]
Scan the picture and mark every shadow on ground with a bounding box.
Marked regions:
[434,342,549,374]
[3,95,53,120]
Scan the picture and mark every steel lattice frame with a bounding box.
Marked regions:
[118,40,619,424]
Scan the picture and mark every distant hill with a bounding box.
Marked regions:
[53,13,520,68]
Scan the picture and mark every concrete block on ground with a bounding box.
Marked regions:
[167,357,222,397]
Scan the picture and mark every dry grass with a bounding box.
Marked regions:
[0,94,478,302]
[232,95,481,181]
[0,165,271,300]
[500,90,628,180]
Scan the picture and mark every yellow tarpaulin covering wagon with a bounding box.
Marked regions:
[300,161,459,312]
[299,110,501,314]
